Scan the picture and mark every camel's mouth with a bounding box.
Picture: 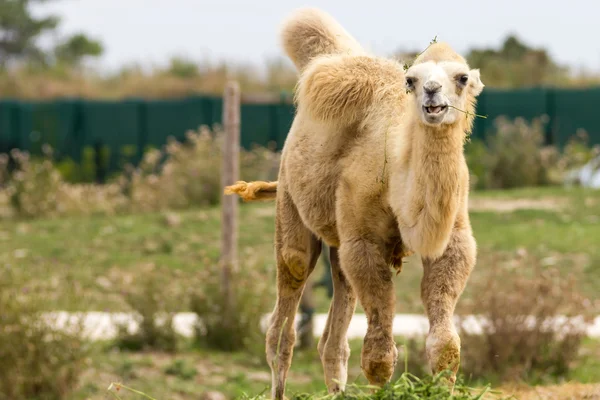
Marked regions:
[423,105,448,115]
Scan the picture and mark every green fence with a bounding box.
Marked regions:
[1,88,599,180]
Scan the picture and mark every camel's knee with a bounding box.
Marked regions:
[361,333,397,385]
[278,247,313,293]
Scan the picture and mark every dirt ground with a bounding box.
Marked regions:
[502,383,600,399]
[468,197,567,212]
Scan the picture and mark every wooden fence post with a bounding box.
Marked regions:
[221,81,240,316]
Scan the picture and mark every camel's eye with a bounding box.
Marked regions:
[458,74,469,85]
[406,77,416,89]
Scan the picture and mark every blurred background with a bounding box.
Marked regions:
[0,1,599,399]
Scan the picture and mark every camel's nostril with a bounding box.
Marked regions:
[424,81,442,95]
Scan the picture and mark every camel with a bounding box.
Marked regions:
[225,7,484,399]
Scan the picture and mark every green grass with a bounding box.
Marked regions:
[2,186,599,399]
[0,186,599,312]
[73,336,599,400]
[468,187,600,297]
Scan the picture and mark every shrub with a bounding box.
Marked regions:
[0,266,88,400]
[464,138,490,190]
[0,125,280,219]
[559,129,600,171]
[121,126,279,211]
[113,264,180,352]
[557,130,600,185]
[457,255,594,383]
[55,146,103,183]
[190,251,276,353]
[464,117,598,189]
[0,147,128,218]
[485,117,551,188]
[6,149,63,218]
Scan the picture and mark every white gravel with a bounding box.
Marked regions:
[44,312,600,341]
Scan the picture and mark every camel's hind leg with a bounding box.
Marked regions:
[317,247,357,393]
[266,191,321,400]
[421,226,476,385]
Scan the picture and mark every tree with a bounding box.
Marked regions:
[0,0,103,67]
[466,35,568,88]
[55,33,103,66]
[393,35,570,88]
[0,0,59,65]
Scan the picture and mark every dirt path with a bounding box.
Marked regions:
[468,197,567,212]
[502,382,600,399]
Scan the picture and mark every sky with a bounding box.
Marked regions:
[33,0,600,73]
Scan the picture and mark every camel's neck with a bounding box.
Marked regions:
[388,118,467,258]
[409,123,465,214]
[410,123,466,182]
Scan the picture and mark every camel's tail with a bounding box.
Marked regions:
[224,181,278,202]
[280,8,364,71]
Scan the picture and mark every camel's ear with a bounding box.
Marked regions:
[468,69,484,97]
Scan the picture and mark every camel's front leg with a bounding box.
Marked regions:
[421,226,476,386]
[339,238,398,386]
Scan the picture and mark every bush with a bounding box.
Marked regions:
[0,266,88,400]
[464,138,490,190]
[557,130,600,185]
[482,117,551,189]
[464,117,598,189]
[0,147,128,219]
[113,264,180,352]
[190,252,276,353]
[121,126,279,210]
[457,255,594,383]
[0,125,280,219]
[5,149,64,218]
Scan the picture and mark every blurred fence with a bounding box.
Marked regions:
[1,87,599,179]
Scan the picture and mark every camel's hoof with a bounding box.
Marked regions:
[426,330,461,390]
[361,337,398,386]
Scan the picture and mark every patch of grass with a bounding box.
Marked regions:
[468,187,600,299]
[164,359,198,380]
[0,204,276,311]
[458,256,594,384]
[0,266,89,400]
[104,370,503,400]
[0,187,599,314]
[70,337,600,400]
[113,264,181,352]
[244,372,503,400]
[569,338,600,384]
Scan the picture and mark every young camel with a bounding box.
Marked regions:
[225,7,484,399]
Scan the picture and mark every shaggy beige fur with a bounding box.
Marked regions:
[226,7,483,399]
[280,8,365,71]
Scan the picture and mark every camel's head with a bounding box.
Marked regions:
[405,42,484,127]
